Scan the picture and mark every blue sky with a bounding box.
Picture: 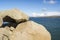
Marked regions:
[0,0,60,16]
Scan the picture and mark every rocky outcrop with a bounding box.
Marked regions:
[10,21,51,40]
[0,9,51,40]
[0,9,29,27]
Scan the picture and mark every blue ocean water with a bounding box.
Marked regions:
[30,17,60,40]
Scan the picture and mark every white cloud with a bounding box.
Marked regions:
[43,0,56,4]
[32,12,41,17]
[49,0,56,4]
[32,12,60,17]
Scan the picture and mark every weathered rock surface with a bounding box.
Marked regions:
[0,9,29,26]
[0,9,51,40]
[10,21,51,40]
[0,17,3,26]
[0,26,12,40]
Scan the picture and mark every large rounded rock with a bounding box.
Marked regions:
[10,21,51,40]
[0,9,29,26]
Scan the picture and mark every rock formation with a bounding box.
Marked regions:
[10,21,51,40]
[0,9,51,40]
[0,9,29,27]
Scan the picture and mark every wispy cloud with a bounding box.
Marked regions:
[49,0,56,4]
[43,0,56,4]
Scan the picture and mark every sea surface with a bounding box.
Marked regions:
[30,17,60,40]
